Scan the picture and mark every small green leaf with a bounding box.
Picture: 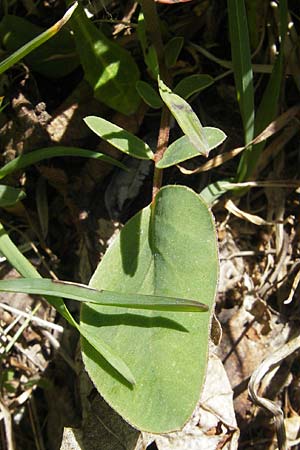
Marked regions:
[158,77,210,156]
[82,185,219,432]
[174,74,214,100]
[0,185,26,207]
[0,2,78,75]
[70,3,140,115]
[157,128,227,169]
[164,37,184,68]
[0,278,208,312]
[137,12,159,78]
[0,147,127,180]
[136,81,163,109]
[0,15,79,77]
[84,116,154,160]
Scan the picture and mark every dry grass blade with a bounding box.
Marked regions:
[248,334,300,450]
[4,303,40,354]
[0,399,15,450]
[0,302,64,333]
[253,124,300,177]
[179,104,300,175]
[284,267,300,305]
[228,180,300,188]
[225,199,272,226]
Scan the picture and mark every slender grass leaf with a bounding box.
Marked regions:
[136,81,163,109]
[0,221,135,385]
[236,0,288,180]
[82,185,219,432]
[174,74,214,100]
[156,128,227,169]
[69,2,140,115]
[227,0,254,147]
[164,37,184,68]
[0,2,78,75]
[84,116,154,160]
[36,177,48,239]
[0,185,26,207]
[0,278,208,312]
[158,77,210,156]
[0,15,79,78]
[79,327,135,385]
[0,147,127,180]
[245,0,260,50]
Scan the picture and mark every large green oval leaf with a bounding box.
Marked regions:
[156,128,227,169]
[81,185,219,433]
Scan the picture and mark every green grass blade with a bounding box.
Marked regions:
[0,221,135,385]
[0,278,208,312]
[228,0,254,148]
[236,0,288,180]
[0,147,127,180]
[0,2,78,75]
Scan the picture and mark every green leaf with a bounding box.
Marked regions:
[0,185,26,207]
[0,2,78,75]
[0,221,135,385]
[136,81,163,109]
[0,147,127,180]
[84,116,154,160]
[164,37,184,68]
[200,180,235,206]
[81,185,219,432]
[227,0,255,146]
[158,77,210,156]
[174,74,214,100]
[237,0,288,181]
[137,12,159,78]
[156,128,227,169]
[0,14,79,78]
[0,278,208,312]
[69,3,140,115]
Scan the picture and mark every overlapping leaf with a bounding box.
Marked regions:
[157,128,226,169]
[158,78,210,156]
[81,185,219,432]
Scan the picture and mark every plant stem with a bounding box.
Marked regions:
[139,0,172,200]
[152,107,171,198]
